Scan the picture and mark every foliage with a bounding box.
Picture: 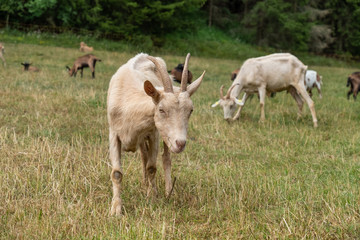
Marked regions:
[2,0,360,56]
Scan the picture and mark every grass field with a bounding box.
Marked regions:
[0,42,360,239]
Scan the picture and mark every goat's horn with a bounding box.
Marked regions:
[220,85,225,99]
[226,84,239,99]
[147,56,173,93]
[181,53,190,92]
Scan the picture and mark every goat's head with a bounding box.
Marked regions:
[211,84,243,121]
[21,62,31,71]
[145,53,205,153]
[66,66,74,76]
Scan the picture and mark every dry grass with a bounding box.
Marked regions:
[0,43,360,239]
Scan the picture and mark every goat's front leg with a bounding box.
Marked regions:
[162,142,172,196]
[90,65,95,78]
[0,53,5,66]
[347,87,353,100]
[293,83,318,127]
[109,130,123,216]
[316,86,322,99]
[288,86,303,119]
[308,89,313,98]
[80,68,84,78]
[233,93,250,121]
[140,133,159,197]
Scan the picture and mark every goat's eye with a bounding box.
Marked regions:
[159,109,166,114]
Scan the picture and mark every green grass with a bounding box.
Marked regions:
[0,39,360,239]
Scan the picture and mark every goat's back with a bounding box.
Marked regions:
[237,53,307,91]
[107,53,167,111]
[349,72,360,84]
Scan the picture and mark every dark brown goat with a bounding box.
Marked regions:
[169,63,193,84]
[66,54,101,78]
[21,62,40,72]
[347,72,360,100]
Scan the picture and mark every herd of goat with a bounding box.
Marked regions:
[1,41,360,215]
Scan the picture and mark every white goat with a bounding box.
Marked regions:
[107,53,205,216]
[212,53,318,127]
[0,43,6,67]
[305,70,323,98]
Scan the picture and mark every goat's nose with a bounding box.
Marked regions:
[176,140,186,150]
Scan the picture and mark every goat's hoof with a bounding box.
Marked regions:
[110,198,122,216]
[313,122,318,128]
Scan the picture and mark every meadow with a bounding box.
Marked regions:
[0,41,359,239]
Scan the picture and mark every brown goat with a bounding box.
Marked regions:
[79,41,94,52]
[66,54,101,78]
[0,43,6,66]
[347,72,360,100]
[231,68,240,81]
[21,62,40,72]
[170,63,193,84]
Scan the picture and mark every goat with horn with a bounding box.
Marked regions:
[212,53,318,127]
[107,53,206,216]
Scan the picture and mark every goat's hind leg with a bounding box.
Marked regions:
[258,86,266,122]
[109,130,123,216]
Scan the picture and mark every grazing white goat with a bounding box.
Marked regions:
[305,70,323,98]
[79,41,93,52]
[107,53,205,216]
[212,53,318,127]
[0,43,6,66]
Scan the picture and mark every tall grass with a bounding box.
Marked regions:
[0,41,359,239]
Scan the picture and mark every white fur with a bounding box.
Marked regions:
[212,53,318,127]
[305,70,323,98]
[107,53,205,216]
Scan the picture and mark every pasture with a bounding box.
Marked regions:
[0,42,359,239]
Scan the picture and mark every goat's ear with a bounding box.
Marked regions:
[211,100,220,108]
[234,98,244,106]
[187,70,206,96]
[144,80,160,103]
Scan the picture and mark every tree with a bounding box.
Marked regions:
[0,0,25,28]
